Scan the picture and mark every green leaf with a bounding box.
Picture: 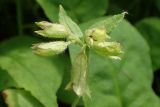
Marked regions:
[69,0,108,22]
[36,0,59,22]
[81,12,127,34]
[36,0,108,22]
[59,5,83,38]
[0,36,69,107]
[70,19,160,106]
[136,18,160,71]
[0,68,17,91]
[2,89,44,107]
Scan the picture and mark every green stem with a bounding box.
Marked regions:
[71,97,80,107]
[16,0,23,36]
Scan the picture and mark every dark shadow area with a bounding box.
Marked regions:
[0,0,47,42]
[58,99,70,107]
[108,0,160,24]
[152,69,160,97]
[58,99,84,107]
[0,93,7,107]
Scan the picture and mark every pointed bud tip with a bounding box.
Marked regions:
[65,82,72,90]
[34,31,38,33]
[122,11,128,17]
[34,30,45,36]
[31,45,35,49]
[35,22,39,25]
[31,43,39,49]
[59,5,64,10]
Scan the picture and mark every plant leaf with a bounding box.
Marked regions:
[59,5,83,37]
[136,18,160,71]
[2,89,44,107]
[36,0,108,22]
[70,18,160,106]
[0,36,69,107]
[81,12,127,34]
[36,0,59,21]
[0,68,17,91]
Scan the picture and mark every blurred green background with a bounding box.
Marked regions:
[1,0,160,39]
[0,0,160,107]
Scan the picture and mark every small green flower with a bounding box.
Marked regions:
[85,26,110,43]
[35,21,70,38]
[32,41,70,56]
[92,41,123,60]
[84,26,122,59]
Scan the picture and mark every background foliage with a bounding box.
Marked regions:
[0,0,160,107]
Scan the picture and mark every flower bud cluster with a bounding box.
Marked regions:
[85,26,122,59]
[32,21,71,56]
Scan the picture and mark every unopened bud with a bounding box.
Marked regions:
[32,41,70,56]
[92,42,122,59]
[35,21,69,38]
[35,21,53,29]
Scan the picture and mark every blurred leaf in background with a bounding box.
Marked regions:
[136,18,160,97]
[136,18,160,71]
[36,0,108,23]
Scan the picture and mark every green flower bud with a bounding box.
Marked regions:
[35,21,70,38]
[85,26,110,45]
[32,41,70,56]
[92,41,123,60]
